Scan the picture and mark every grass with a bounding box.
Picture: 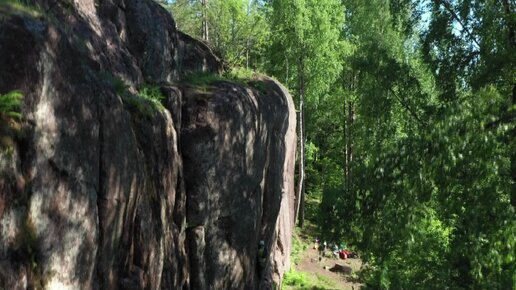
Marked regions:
[315,274,338,288]
[99,72,165,117]
[283,228,339,290]
[182,67,264,88]
[138,84,165,111]
[282,268,339,290]
[283,269,312,288]
[123,84,166,117]
[291,229,309,265]
[224,67,261,83]
[182,72,225,87]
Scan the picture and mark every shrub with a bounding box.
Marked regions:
[182,72,225,87]
[282,269,311,287]
[224,67,259,82]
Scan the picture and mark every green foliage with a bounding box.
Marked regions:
[294,1,516,289]
[99,71,165,115]
[223,67,259,82]
[290,230,308,265]
[283,269,312,287]
[348,85,515,290]
[123,95,159,117]
[207,0,270,68]
[267,0,346,98]
[282,268,339,290]
[138,84,165,110]
[123,84,166,117]
[2,0,508,289]
[183,68,263,89]
[161,0,203,39]
[182,72,226,87]
[314,274,337,288]
[0,0,43,17]
[0,90,23,120]
[163,0,270,69]
[100,71,166,116]
[0,90,23,152]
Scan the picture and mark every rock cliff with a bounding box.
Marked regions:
[0,1,296,289]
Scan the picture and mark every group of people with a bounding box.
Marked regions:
[314,238,358,260]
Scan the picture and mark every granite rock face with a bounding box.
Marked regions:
[0,1,295,289]
[181,79,296,290]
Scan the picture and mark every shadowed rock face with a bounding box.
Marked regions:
[0,1,295,290]
[181,80,296,290]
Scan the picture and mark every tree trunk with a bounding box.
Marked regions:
[435,0,480,48]
[501,0,516,108]
[502,0,515,47]
[346,101,354,192]
[343,94,348,188]
[285,52,289,87]
[201,0,209,42]
[296,54,306,228]
[344,74,355,193]
[246,39,250,69]
[502,0,515,206]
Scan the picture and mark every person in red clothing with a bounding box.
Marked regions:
[339,250,347,259]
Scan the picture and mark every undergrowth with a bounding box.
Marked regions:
[291,230,307,265]
[123,84,165,117]
[282,268,338,290]
[182,67,263,88]
[100,72,165,116]
[282,228,338,290]
[138,84,165,111]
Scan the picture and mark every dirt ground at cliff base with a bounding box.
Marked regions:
[283,194,363,290]
[293,246,363,290]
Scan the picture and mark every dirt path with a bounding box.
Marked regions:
[296,247,363,290]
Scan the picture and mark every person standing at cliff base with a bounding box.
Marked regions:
[257,240,268,278]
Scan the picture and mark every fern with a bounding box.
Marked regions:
[0,90,23,120]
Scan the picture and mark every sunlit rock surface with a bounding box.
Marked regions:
[0,0,295,289]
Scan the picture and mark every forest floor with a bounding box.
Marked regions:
[282,195,364,290]
[294,246,363,290]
